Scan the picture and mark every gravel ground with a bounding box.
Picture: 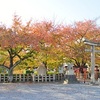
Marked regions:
[0,82,100,100]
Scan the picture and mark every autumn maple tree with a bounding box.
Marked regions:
[31,21,61,69]
[54,20,100,68]
[0,15,40,82]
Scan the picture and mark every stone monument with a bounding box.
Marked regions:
[64,63,79,84]
[37,63,47,76]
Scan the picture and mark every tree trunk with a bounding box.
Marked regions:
[8,69,13,82]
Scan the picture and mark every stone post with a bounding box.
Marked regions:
[91,45,95,83]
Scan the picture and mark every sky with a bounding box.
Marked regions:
[0,0,100,26]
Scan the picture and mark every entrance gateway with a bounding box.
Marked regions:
[84,39,100,84]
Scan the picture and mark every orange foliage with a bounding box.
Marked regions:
[0,14,100,69]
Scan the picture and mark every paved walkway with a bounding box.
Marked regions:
[0,82,100,100]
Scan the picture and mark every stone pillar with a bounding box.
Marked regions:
[91,45,95,83]
[64,63,79,84]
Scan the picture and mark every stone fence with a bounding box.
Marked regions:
[0,74,64,83]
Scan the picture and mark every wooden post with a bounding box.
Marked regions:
[4,74,5,82]
[32,74,35,82]
[42,75,44,82]
[49,74,51,82]
[0,74,1,82]
[45,75,47,82]
[19,74,21,82]
[38,75,39,82]
[53,74,55,82]
[23,74,25,82]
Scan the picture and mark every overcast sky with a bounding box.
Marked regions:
[0,0,100,26]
